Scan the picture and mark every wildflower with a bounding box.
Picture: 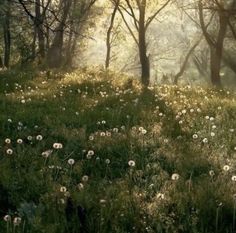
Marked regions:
[113,128,119,133]
[82,175,89,182]
[209,170,215,177]
[192,134,198,139]
[223,165,230,172]
[128,160,136,167]
[6,149,13,155]
[41,150,53,158]
[139,127,147,134]
[68,158,75,165]
[156,193,165,200]
[27,136,33,141]
[101,120,106,124]
[171,173,180,181]
[53,143,63,149]
[3,215,11,222]
[232,176,236,182]
[36,135,43,141]
[13,217,21,226]
[138,127,144,132]
[60,199,65,204]
[100,199,106,204]
[60,186,67,193]
[105,159,110,164]
[210,132,215,137]
[17,139,23,144]
[89,135,94,141]
[5,138,11,144]
[77,183,84,191]
[86,150,94,159]
[202,138,208,143]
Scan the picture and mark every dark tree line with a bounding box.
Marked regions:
[0,0,97,69]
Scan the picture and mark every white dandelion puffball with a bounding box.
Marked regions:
[105,159,110,165]
[6,149,13,155]
[223,165,230,172]
[3,215,11,222]
[13,217,21,226]
[60,186,67,193]
[86,150,94,159]
[36,135,43,141]
[210,132,215,137]
[53,143,63,149]
[5,138,11,144]
[68,158,75,165]
[128,160,136,167]
[100,199,106,204]
[77,183,84,191]
[82,175,89,182]
[209,170,215,177]
[41,150,53,158]
[232,176,236,182]
[202,138,208,143]
[171,173,180,181]
[17,139,23,144]
[192,134,198,139]
[156,193,165,200]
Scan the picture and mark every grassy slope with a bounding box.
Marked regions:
[0,68,236,233]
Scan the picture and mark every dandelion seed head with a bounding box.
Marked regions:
[128,160,136,167]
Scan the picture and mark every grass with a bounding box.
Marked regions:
[1,67,236,233]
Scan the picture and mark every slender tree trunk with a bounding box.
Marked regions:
[138,1,150,86]
[35,0,45,59]
[174,38,202,84]
[105,0,119,69]
[3,0,11,68]
[0,57,3,68]
[210,12,228,87]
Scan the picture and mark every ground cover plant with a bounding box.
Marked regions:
[1,68,236,233]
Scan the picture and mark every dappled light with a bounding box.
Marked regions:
[0,0,236,233]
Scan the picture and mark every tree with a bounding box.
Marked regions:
[118,0,171,86]
[1,0,11,67]
[198,0,236,87]
[105,0,119,69]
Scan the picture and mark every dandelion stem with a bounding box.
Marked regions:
[233,199,236,232]
[216,207,219,233]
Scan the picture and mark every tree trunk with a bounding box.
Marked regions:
[105,0,119,69]
[209,12,228,87]
[35,0,45,59]
[138,1,150,86]
[210,47,222,87]
[3,0,11,68]
[174,38,202,85]
[47,0,72,68]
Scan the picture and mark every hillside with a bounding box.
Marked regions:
[1,68,236,233]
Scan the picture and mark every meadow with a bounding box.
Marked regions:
[1,67,236,233]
